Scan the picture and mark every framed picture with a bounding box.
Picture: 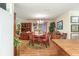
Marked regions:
[71,16,79,23]
[71,24,79,32]
[71,33,79,39]
[33,23,37,31]
[57,20,63,30]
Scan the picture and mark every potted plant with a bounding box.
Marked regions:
[14,37,20,56]
[49,22,61,39]
[16,24,20,35]
[49,22,55,32]
[49,22,55,39]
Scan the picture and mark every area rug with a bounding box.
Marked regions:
[26,41,50,49]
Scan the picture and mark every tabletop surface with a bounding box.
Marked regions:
[52,39,79,56]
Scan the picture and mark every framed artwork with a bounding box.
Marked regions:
[71,16,79,23]
[57,20,63,30]
[71,33,79,39]
[71,24,79,32]
[33,23,37,31]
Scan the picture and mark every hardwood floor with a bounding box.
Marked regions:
[17,39,59,56]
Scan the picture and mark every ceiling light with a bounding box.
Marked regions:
[34,14,48,18]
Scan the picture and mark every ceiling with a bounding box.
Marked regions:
[14,3,79,20]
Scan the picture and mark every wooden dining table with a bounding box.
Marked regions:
[34,34,45,42]
[52,39,79,56]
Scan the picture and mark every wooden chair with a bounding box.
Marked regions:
[41,33,49,48]
[29,32,36,46]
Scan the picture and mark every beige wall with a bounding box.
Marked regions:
[56,12,70,39]
[56,10,79,39]
[69,11,79,39]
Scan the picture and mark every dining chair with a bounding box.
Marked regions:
[42,33,49,48]
[29,32,36,46]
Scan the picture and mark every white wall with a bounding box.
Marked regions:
[69,10,79,16]
[56,12,70,39]
[69,10,79,39]
[16,17,22,24]
[0,8,13,56]
[6,3,14,15]
[56,10,79,39]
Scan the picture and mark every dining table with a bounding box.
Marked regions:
[52,39,79,56]
[34,33,44,42]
